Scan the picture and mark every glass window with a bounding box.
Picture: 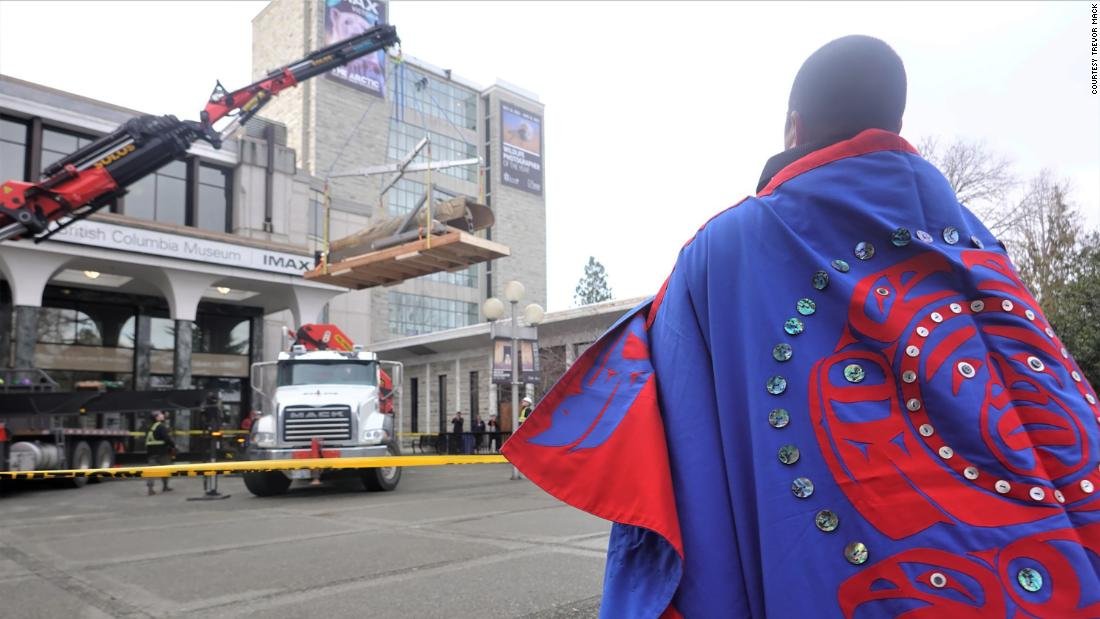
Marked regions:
[277,361,378,387]
[390,65,478,130]
[422,265,477,288]
[197,164,231,232]
[386,177,425,216]
[387,121,477,182]
[41,127,94,171]
[193,314,250,355]
[0,116,28,181]
[125,160,187,225]
[387,292,478,336]
[150,317,176,351]
[36,302,136,348]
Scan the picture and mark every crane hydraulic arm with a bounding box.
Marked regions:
[0,24,399,243]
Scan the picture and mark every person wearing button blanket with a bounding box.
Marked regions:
[503,35,1100,618]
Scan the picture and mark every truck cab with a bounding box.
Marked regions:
[244,336,401,496]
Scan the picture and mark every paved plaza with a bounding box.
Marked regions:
[0,464,608,618]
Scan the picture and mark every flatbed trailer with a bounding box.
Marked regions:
[0,371,205,488]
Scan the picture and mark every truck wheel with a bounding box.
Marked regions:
[243,471,291,497]
[87,441,115,484]
[65,441,94,488]
[362,444,401,492]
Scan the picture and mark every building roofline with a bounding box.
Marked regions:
[0,73,148,117]
[483,80,542,105]
[370,295,648,357]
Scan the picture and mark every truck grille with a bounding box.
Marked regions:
[282,406,352,443]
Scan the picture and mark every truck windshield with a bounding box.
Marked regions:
[277,361,378,387]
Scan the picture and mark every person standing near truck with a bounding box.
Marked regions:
[145,411,176,496]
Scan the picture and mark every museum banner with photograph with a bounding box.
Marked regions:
[500,101,543,195]
[323,0,388,98]
[491,338,540,384]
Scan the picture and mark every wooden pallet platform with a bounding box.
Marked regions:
[304,229,510,289]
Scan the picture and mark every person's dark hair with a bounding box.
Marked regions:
[788,35,907,144]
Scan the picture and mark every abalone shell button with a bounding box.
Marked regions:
[778,444,800,465]
[784,318,804,335]
[1017,568,1043,592]
[844,541,869,565]
[815,509,839,532]
[773,343,793,362]
[768,408,790,428]
[891,228,911,247]
[843,364,865,383]
[854,241,875,260]
[767,376,788,395]
[791,477,814,498]
[943,226,960,245]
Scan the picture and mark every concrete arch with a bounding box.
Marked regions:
[0,244,74,307]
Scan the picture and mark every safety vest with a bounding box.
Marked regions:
[146,421,165,446]
[518,406,532,425]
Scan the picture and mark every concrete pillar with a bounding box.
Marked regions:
[133,314,152,390]
[13,305,39,369]
[454,357,462,415]
[173,319,193,389]
[424,362,432,434]
[147,269,219,323]
[249,316,265,366]
[488,349,497,420]
[0,299,11,368]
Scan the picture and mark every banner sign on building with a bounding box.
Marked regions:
[491,338,540,384]
[323,0,388,98]
[53,220,313,276]
[500,101,543,195]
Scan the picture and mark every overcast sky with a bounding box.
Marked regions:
[1,1,1096,311]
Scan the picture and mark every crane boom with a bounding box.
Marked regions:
[0,24,399,243]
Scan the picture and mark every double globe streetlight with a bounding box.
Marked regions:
[483,280,544,480]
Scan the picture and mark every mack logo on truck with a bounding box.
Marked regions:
[287,409,349,420]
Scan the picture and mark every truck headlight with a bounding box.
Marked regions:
[360,429,387,444]
[254,431,277,447]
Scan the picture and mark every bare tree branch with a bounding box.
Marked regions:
[919,136,1023,237]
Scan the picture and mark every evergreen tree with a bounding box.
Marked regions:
[573,256,613,306]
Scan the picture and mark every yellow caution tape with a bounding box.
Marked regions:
[0,454,508,480]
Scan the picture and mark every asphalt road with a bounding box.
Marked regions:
[0,464,608,618]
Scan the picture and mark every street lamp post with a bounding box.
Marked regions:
[483,280,544,480]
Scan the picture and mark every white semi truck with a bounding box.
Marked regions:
[243,324,401,496]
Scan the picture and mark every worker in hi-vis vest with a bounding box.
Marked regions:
[518,397,533,426]
[145,411,176,496]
